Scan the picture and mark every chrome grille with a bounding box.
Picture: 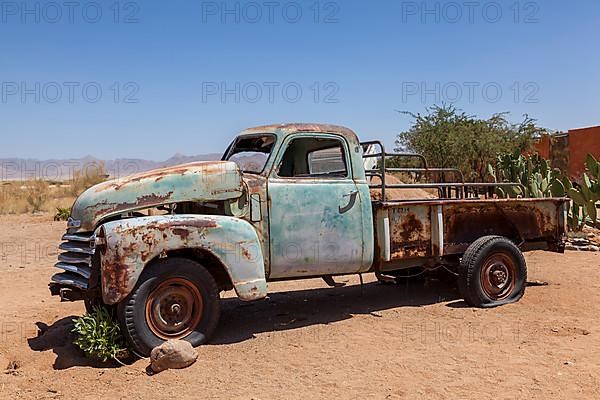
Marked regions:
[51,232,96,290]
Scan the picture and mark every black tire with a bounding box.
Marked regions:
[458,236,527,308]
[117,257,221,357]
[84,296,102,314]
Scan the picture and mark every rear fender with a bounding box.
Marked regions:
[97,215,266,305]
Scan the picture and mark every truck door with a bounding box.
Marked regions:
[267,134,365,279]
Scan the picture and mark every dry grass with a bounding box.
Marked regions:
[69,162,108,197]
[0,181,75,215]
[0,164,107,215]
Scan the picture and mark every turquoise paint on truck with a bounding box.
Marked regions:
[235,125,375,280]
[98,215,266,305]
[266,132,374,278]
[70,161,243,233]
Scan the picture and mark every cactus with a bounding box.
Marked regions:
[488,152,564,198]
[555,175,581,231]
[568,154,600,229]
[487,152,600,231]
[587,153,600,177]
[550,179,566,197]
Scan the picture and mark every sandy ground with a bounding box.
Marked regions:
[0,214,599,399]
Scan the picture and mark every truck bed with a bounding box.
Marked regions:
[373,198,568,270]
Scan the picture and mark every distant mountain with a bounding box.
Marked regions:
[0,153,223,181]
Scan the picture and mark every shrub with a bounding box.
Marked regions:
[54,207,71,221]
[25,180,50,213]
[72,306,127,363]
[395,104,545,181]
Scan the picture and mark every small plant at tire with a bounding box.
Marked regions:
[72,305,128,363]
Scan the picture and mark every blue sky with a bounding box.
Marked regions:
[1,0,599,159]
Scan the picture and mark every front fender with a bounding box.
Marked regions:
[98,215,267,305]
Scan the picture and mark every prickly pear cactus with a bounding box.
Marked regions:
[486,151,600,231]
[488,152,565,198]
[568,154,600,229]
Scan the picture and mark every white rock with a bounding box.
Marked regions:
[150,340,198,373]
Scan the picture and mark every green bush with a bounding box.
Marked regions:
[72,306,126,363]
[395,105,544,181]
[54,207,71,221]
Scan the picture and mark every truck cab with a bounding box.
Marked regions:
[225,124,374,280]
[50,123,568,356]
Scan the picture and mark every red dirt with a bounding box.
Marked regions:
[0,214,599,399]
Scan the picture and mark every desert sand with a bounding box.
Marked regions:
[0,214,599,399]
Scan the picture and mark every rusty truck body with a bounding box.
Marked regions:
[50,123,569,356]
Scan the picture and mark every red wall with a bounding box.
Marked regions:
[567,126,600,178]
[534,126,600,180]
[534,135,551,160]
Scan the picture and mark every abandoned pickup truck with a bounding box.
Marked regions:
[50,123,569,356]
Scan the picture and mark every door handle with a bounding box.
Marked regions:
[339,190,359,214]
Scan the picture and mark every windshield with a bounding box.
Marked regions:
[224,134,276,174]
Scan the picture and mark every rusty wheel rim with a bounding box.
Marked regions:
[479,253,517,301]
[145,278,203,340]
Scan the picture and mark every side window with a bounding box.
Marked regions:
[308,146,346,176]
[277,137,348,179]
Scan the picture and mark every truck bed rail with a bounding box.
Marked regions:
[361,140,525,201]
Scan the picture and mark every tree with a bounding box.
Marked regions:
[394,105,546,182]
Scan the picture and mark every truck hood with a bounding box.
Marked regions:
[70,161,243,232]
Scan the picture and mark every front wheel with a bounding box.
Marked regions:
[458,236,527,308]
[117,257,221,357]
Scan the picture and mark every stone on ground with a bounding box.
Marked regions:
[150,340,198,373]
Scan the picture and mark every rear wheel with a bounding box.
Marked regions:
[458,236,527,308]
[117,257,221,357]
